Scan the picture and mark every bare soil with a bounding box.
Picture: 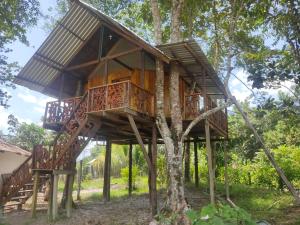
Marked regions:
[2,188,300,225]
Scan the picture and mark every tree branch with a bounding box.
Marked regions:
[181,100,233,141]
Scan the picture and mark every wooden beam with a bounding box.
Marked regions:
[184,44,226,95]
[66,60,99,71]
[205,120,215,205]
[98,26,104,60]
[127,115,154,179]
[104,59,108,84]
[114,58,133,71]
[88,39,123,78]
[103,140,111,201]
[52,174,59,221]
[47,175,54,221]
[31,171,40,218]
[106,47,141,60]
[66,174,74,218]
[128,143,133,196]
[184,139,191,182]
[194,140,199,187]
[140,50,145,88]
[150,126,157,216]
[77,160,83,200]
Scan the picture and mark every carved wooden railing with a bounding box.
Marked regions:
[51,93,93,170]
[1,146,50,204]
[88,81,154,116]
[44,97,81,124]
[206,96,228,135]
[1,94,100,205]
[184,92,228,135]
[184,93,205,120]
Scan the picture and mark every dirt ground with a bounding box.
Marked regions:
[2,188,210,225]
[2,189,300,225]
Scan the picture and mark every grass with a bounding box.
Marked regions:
[59,176,299,224]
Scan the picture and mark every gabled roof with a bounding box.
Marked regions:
[14,0,169,96]
[0,139,31,157]
[14,0,225,97]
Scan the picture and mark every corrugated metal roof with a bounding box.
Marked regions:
[15,1,223,98]
[157,40,226,95]
[15,2,101,95]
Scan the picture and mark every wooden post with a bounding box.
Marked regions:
[224,148,230,200]
[31,171,40,218]
[47,175,54,221]
[66,174,74,218]
[128,143,133,196]
[77,160,83,201]
[205,120,215,205]
[194,139,199,187]
[148,143,152,202]
[150,126,158,216]
[104,59,108,84]
[212,142,217,191]
[52,174,59,221]
[184,139,190,183]
[103,140,112,201]
[140,50,145,88]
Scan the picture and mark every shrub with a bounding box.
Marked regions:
[186,204,256,225]
[121,165,138,188]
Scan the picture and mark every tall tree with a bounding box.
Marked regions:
[0,0,40,108]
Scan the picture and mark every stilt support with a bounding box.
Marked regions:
[52,174,59,221]
[128,143,133,196]
[77,160,83,201]
[66,174,74,218]
[184,139,190,183]
[103,139,112,201]
[31,171,40,218]
[205,120,215,205]
[47,175,54,221]
[194,139,199,187]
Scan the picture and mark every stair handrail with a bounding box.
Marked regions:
[51,92,89,169]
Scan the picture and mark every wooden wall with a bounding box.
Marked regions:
[85,68,188,117]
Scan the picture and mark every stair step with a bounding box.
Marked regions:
[10,196,28,201]
[2,202,22,208]
[18,189,33,193]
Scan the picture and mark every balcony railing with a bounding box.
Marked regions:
[88,81,154,116]
[184,92,228,135]
[44,97,81,124]
[44,81,154,127]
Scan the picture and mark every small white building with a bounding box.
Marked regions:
[0,139,31,192]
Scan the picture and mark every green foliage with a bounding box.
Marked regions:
[120,165,138,189]
[186,204,256,225]
[92,144,127,178]
[6,114,48,151]
[0,0,40,108]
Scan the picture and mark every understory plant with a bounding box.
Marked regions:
[186,204,256,225]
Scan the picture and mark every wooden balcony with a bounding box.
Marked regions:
[184,93,228,137]
[43,81,154,130]
[44,82,227,138]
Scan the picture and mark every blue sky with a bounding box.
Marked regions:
[0,0,292,135]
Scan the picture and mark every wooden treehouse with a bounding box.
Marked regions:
[0,0,228,219]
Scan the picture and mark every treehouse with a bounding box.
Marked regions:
[1,0,228,219]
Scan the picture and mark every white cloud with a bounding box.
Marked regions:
[17,92,38,103]
[33,106,45,113]
[0,108,10,131]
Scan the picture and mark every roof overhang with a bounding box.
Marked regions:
[14,1,169,97]
[157,40,227,96]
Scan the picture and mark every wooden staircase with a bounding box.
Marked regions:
[0,93,101,211]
